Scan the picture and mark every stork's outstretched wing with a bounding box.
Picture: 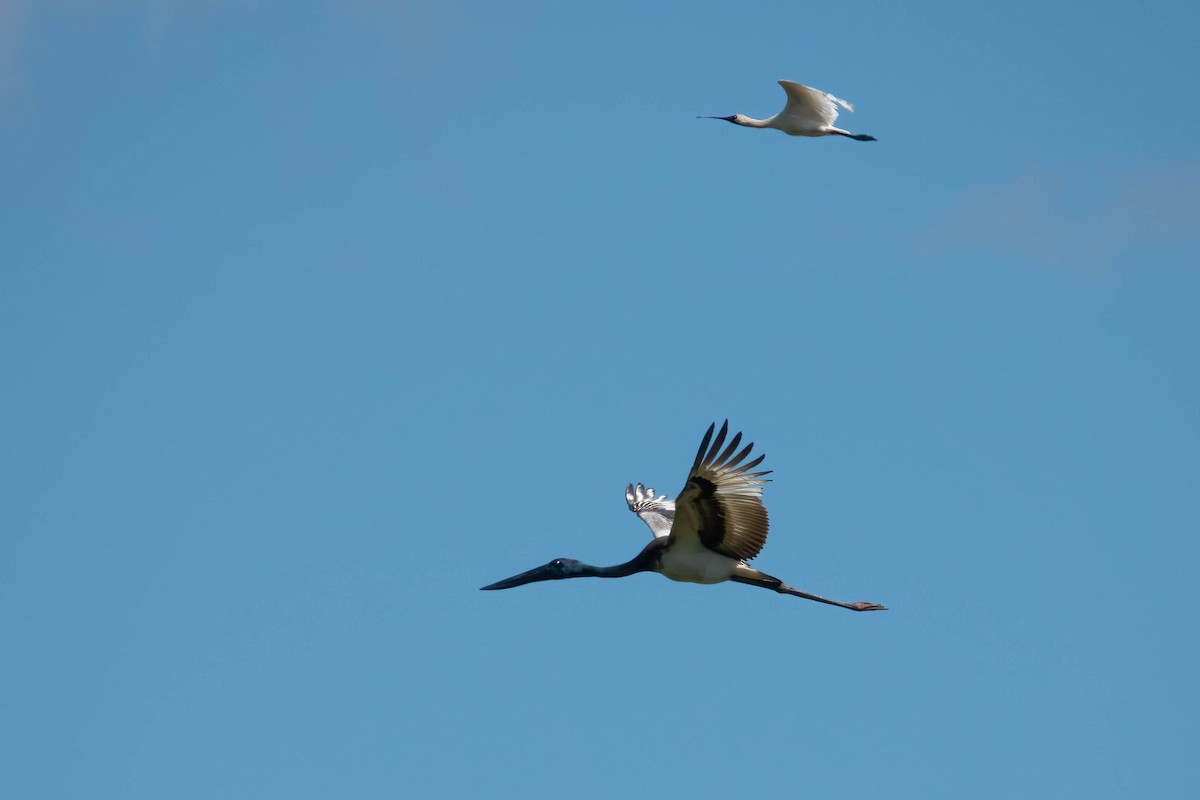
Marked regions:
[669,421,772,562]
[625,483,675,539]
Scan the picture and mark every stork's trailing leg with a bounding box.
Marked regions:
[731,567,887,612]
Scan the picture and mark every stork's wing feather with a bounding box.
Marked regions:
[669,421,772,561]
[625,483,675,539]
[777,80,851,129]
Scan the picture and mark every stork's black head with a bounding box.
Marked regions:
[480,558,585,590]
[697,114,739,124]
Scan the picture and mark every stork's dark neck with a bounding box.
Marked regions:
[584,538,667,578]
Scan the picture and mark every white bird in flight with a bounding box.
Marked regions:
[700,80,877,141]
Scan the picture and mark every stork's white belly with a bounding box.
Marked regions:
[659,546,739,584]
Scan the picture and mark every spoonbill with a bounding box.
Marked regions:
[481,422,887,612]
[700,80,877,141]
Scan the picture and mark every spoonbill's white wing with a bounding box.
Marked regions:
[625,483,675,539]
[669,421,772,561]
[777,80,851,131]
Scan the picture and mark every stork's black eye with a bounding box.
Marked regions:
[550,559,563,569]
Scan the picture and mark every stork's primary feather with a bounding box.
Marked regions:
[670,421,771,562]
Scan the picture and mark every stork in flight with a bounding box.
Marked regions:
[699,80,877,141]
[481,421,886,612]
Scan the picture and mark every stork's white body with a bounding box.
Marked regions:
[659,543,740,584]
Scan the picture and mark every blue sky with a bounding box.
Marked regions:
[2,1,1198,797]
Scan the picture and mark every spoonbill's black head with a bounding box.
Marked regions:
[480,558,585,590]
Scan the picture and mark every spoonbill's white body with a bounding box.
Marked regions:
[700,80,876,141]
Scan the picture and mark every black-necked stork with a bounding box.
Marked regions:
[481,421,886,612]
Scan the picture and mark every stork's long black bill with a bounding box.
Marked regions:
[482,543,663,591]
[480,564,559,591]
[697,115,737,122]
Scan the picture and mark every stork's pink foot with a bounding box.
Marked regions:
[852,601,888,611]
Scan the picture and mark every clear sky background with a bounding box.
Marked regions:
[3,1,1198,797]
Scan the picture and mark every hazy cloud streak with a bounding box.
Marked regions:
[914,162,1200,271]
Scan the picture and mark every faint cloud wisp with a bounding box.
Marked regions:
[914,162,1200,272]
